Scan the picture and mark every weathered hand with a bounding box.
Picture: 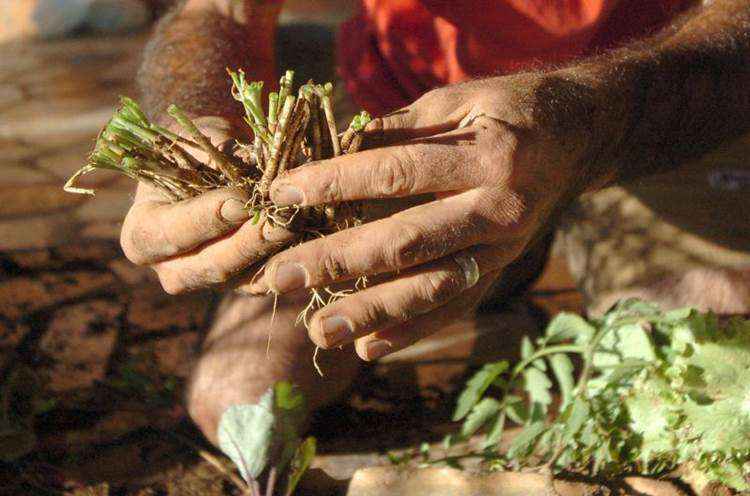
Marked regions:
[120,116,296,294]
[253,76,587,360]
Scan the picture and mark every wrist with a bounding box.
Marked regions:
[530,65,634,193]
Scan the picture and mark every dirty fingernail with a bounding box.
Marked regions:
[365,340,392,360]
[272,184,304,206]
[220,198,249,223]
[271,262,308,293]
[320,316,353,347]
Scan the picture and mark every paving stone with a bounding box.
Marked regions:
[128,332,200,378]
[74,186,133,223]
[0,271,117,320]
[126,286,210,336]
[0,183,87,218]
[0,212,78,250]
[3,162,57,185]
[346,468,683,496]
[109,258,155,286]
[39,299,120,392]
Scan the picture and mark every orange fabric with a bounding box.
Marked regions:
[338,0,691,116]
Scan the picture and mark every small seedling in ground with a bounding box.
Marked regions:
[426,299,750,493]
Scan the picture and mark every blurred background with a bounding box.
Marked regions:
[0,1,582,494]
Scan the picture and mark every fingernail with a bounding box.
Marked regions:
[220,198,249,223]
[244,267,269,294]
[271,262,308,293]
[271,184,304,206]
[320,316,353,347]
[365,340,392,360]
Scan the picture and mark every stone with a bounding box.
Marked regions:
[0,271,117,320]
[129,332,200,378]
[39,299,120,392]
[0,213,78,250]
[126,287,210,336]
[346,467,683,496]
[109,258,155,286]
[0,183,86,217]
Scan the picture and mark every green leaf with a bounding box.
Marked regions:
[482,411,506,449]
[460,398,501,440]
[522,367,552,407]
[507,421,546,459]
[593,323,656,369]
[217,389,275,483]
[563,397,589,441]
[545,313,596,344]
[274,381,307,472]
[453,362,508,421]
[549,353,575,408]
[521,336,534,360]
[505,400,529,425]
[286,437,316,496]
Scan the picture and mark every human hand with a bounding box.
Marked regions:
[120,116,296,294]
[251,75,589,360]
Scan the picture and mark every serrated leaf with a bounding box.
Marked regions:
[507,421,546,459]
[505,400,528,425]
[593,323,655,368]
[549,353,575,408]
[482,411,506,449]
[285,437,316,496]
[523,367,552,406]
[545,313,596,344]
[461,398,501,440]
[453,362,508,421]
[563,397,589,441]
[521,336,534,360]
[217,389,275,483]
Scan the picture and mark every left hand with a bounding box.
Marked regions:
[248,75,589,361]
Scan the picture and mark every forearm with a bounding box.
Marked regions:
[137,0,281,123]
[538,0,750,189]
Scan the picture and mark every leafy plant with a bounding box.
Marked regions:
[445,299,750,491]
[217,381,316,496]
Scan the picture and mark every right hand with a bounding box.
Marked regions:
[120,116,297,294]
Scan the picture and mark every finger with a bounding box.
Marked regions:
[362,86,471,147]
[270,125,485,207]
[153,214,297,294]
[120,187,252,266]
[354,272,498,361]
[256,188,527,293]
[307,245,505,349]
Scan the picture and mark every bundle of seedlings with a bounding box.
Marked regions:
[65,69,372,326]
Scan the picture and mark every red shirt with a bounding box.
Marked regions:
[338,0,690,116]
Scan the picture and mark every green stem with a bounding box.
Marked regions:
[167,104,241,183]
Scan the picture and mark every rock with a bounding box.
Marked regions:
[126,287,210,336]
[39,299,119,392]
[0,271,117,320]
[346,467,684,496]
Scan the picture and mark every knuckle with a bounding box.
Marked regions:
[120,216,150,265]
[320,167,344,203]
[420,269,464,304]
[317,244,351,282]
[385,220,428,268]
[373,148,416,197]
[473,116,519,185]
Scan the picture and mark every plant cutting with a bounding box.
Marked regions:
[64,69,372,333]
